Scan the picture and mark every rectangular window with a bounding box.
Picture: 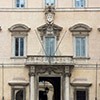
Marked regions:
[45,0,55,6]
[14,37,24,57]
[45,36,55,56]
[12,88,26,100]
[75,0,85,8]
[75,36,86,57]
[16,0,25,8]
[75,89,88,100]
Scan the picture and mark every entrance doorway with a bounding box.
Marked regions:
[39,77,61,100]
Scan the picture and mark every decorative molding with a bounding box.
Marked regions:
[8,24,31,32]
[36,66,65,75]
[45,5,55,24]
[8,77,29,86]
[69,23,92,32]
[37,23,63,40]
[71,78,92,87]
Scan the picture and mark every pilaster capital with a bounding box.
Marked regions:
[29,66,35,76]
[64,66,71,77]
[64,73,71,77]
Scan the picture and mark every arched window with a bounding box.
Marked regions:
[9,24,30,58]
[69,23,92,58]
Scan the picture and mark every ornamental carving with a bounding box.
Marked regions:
[35,66,71,76]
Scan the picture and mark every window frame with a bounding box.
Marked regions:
[74,35,88,58]
[11,87,26,100]
[12,35,27,58]
[74,88,88,100]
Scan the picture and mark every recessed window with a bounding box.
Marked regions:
[75,36,86,57]
[45,0,55,6]
[14,37,25,57]
[44,36,56,56]
[16,0,25,8]
[12,88,26,100]
[75,0,85,8]
[75,89,88,100]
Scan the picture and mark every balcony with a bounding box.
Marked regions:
[26,55,74,66]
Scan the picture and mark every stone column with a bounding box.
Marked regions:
[29,66,35,100]
[64,67,70,100]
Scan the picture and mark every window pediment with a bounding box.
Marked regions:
[8,24,31,32]
[69,23,92,32]
[37,23,63,40]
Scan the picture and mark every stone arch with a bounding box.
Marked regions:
[8,24,31,32]
[69,23,92,32]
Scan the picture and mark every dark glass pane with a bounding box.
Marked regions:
[76,90,86,100]
[15,38,19,56]
[20,38,24,56]
[16,90,23,100]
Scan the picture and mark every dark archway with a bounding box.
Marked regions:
[39,77,61,100]
[16,90,23,100]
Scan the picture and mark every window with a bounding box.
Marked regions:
[16,0,25,8]
[75,0,85,8]
[69,23,92,58]
[75,36,86,57]
[12,88,26,100]
[75,89,88,100]
[45,0,55,6]
[14,37,25,57]
[9,24,30,58]
[45,36,56,56]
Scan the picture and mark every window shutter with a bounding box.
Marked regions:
[20,38,24,56]
[45,0,55,5]
[45,37,55,56]
[81,0,85,7]
[76,37,81,57]
[16,0,20,7]
[81,37,86,57]
[75,0,80,7]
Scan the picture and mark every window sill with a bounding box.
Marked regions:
[73,57,90,59]
[10,56,27,59]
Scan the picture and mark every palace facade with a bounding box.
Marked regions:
[0,0,100,100]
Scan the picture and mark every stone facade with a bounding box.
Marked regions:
[0,0,100,100]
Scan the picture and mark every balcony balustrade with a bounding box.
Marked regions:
[26,55,74,66]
